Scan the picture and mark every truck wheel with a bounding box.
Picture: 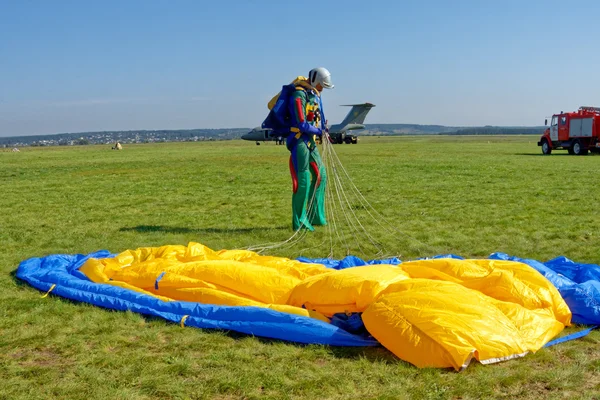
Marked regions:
[541,139,551,155]
[573,140,587,155]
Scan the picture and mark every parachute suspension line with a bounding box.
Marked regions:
[246,214,310,253]
[244,199,310,253]
[324,155,343,258]
[289,140,344,259]
[321,135,392,259]
[330,156,386,257]
[322,138,352,257]
[324,137,363,257]
[329,158,361,255]
[324,139,443,257]
[324,178,335,259]
[326,144,401,255]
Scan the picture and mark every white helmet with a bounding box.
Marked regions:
[308,67,334,89]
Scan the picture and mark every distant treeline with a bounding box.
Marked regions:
[363,124,457,134]
[445,126,545,135]
[361,124,544,136]
[0,128,248,146]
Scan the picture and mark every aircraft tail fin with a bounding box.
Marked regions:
[339,103,376,126]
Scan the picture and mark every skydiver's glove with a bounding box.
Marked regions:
[298,122,322,136]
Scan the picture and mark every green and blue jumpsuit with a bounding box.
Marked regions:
[286,86,327,231]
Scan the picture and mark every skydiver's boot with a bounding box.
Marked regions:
[308,148,327,226]
[290,145,314,231]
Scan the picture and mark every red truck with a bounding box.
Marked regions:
[538,106,600,155]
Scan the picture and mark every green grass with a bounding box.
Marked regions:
[1,136,600,399]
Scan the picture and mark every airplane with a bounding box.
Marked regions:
[241,103,375,145]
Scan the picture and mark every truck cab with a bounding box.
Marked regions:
[538,106,600,155]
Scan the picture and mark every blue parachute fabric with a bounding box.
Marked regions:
[297,254,465,270]
[330,313,370,336]
[543,325,598,348]
[489,253,600,325]
[416,254,466,261]
[296,255,401,270]
[16,252,379,347]
[545,256,600,283]
[18,250,600,350]
[294,256,401,340]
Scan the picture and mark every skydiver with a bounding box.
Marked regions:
[286,67,333,231]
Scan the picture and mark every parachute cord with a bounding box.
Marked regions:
[327,143,394,257]
[323,140,342,258]
[326,140,444,257]
[330,153,384,255]
[246,223,308,253]
[323,138,350,257]
[329,153,364,255]
[323,135,389,258]
[245,132,444,261]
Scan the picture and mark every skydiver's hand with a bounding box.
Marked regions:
[325,131,334,144]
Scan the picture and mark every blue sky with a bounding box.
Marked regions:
[2,0,600,136]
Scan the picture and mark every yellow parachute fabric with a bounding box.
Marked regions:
[267,76,317,110]
[79,243,571,370]
[80,243,331,322]
[362,258,570,370]
[288,265,410,316]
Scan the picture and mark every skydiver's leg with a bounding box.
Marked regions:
[289,141,314,231]
[307,147,327,226]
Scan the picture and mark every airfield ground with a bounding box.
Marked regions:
[2,136,599,399]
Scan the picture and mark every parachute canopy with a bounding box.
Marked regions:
[17,242,574,370]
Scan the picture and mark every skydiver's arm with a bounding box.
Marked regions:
[289,91,322,136]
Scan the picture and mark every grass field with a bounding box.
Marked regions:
[2,135,600,399]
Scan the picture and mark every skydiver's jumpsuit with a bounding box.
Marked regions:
[287,86,327,231]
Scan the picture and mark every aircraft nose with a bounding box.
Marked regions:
[241,133,249,140]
